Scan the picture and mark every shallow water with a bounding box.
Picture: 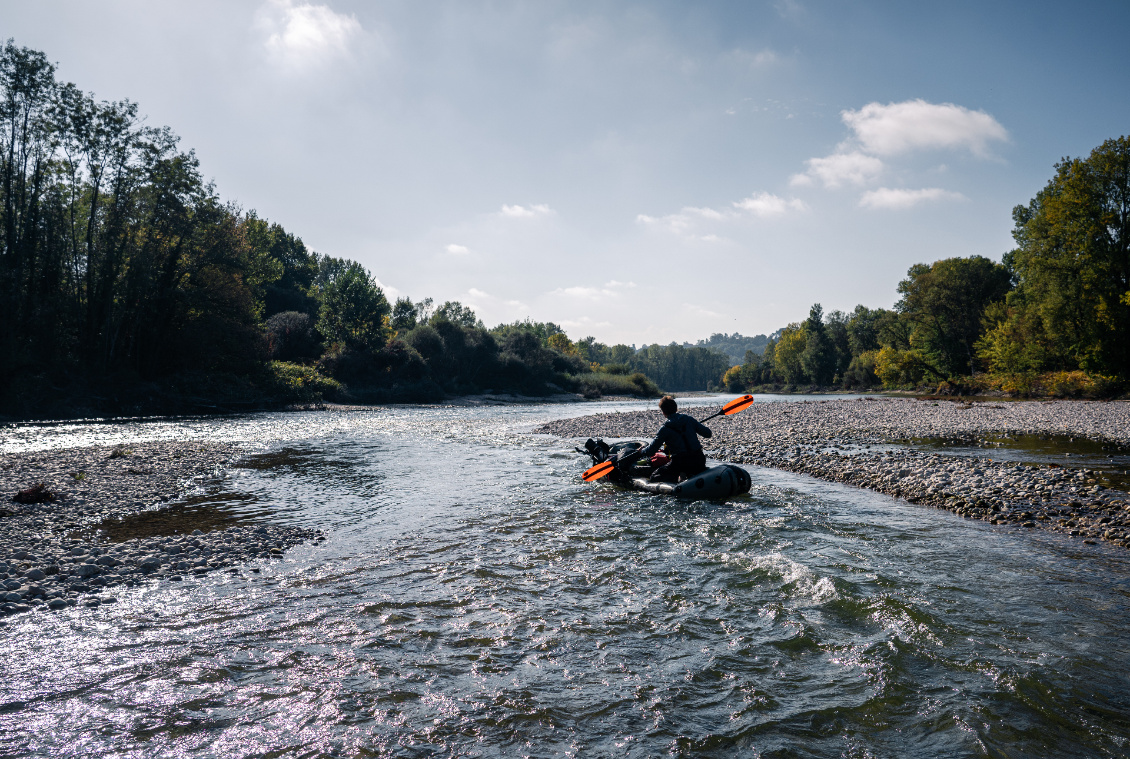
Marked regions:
[3,402,1130,758]
[903,433,1130,492]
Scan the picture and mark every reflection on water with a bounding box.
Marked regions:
[2,403,1129,758]
[88,491,264,542]
[903,432,1130,491]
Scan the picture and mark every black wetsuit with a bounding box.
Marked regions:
[639,413,712,482]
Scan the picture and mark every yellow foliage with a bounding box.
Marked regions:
[547,333,576,355]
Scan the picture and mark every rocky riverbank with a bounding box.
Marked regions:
[538,397,1130,549]
[0,441,323,618]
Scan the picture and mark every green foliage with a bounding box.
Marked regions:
[568,371,660,399]
[873,346,932,389]
[244,213,317,318]
[314,258,391,352]
[265,311,320,362]
[628,343,731,391]
[801,304,836,385]
[1009,136,1130,378]
[975,299,1047,375]
[692,332,770,365]
[432,300,482,328]
[266,361,342,403]
[842,351,880,389]
[896,256,1011,377]
[773,324,807,385]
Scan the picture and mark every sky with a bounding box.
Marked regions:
[4,0,1129,346]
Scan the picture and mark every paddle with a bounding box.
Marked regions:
[582,460,616,481]
[698,393,755,423]
[580,394,756,482]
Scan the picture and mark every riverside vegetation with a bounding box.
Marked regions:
[0,40,738,419]
[4,38,1126,419]
[723,137,1130,399]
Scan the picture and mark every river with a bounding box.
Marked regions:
[2,399,1129,758]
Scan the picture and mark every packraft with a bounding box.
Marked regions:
[579,438,752,500]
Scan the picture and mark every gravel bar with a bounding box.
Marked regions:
[539,397,1130,549]
[0,441,323,618]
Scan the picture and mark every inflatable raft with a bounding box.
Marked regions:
[579,439,752,500]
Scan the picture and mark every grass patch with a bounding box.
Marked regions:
[567,371,661,399]
[265,361,344,404]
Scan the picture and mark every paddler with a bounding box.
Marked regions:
[619,395,712,482]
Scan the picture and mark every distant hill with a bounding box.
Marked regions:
[685,333,771,365]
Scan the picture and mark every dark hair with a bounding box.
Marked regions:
[658,395,677,415]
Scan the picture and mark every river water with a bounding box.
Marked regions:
[2,399,1129,758]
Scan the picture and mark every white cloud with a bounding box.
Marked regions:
[638,193,805,236]
[500,203,553,218]
[467,287,490,298]
[604,280,636,288]
[551,285,616,300]
[733,192,808,217]
[842,99,1008,157]
[256,0,362,68]
[791,151,884,189]
[445,243,470,254]
[683,303,725,319]
[858,187,967,210]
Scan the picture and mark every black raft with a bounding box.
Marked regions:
[579,438,752,500]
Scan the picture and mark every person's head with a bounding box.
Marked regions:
[658,395,677,417]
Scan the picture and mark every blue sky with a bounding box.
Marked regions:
[4,1,1128,345]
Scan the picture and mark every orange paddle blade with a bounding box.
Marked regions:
[582,460,616,482]
[721,394,755,415]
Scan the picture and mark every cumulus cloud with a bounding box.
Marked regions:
[858,187,967,210]
[638,192,805,237]
[791,151,884,189]
[467,287,490,298]
[551,285,616,300]
[256,0,362,68]
[788,99,1006,201]
[842,99,1008,157]
[445,243,470,254]
[733,192,809,216]
[500,203,553,218]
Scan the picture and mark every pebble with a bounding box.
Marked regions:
[541,397,1130,550]
[0,441,325,616]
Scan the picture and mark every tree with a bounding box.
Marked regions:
[432,300,481,328]
[773,324,807,385]
[896,256,1011,377]
[800,303,836,385]
[1009,136,1130,377]
[314,258,391,352]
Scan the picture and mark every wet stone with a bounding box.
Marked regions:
[2,439,325,612]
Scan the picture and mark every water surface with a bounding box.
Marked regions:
[2,402,1128,758]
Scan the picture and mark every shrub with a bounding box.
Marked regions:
[265,311,320,361]
[266,361,343,403]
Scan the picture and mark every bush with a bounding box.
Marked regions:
[567,371,661,398]
[265,361,342,403]
[842,351,880,389]
[265,311,320,361]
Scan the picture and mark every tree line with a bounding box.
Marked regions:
[1,41,737,416]
[724,136,1130,397]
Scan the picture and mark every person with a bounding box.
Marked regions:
[620,395,712,483]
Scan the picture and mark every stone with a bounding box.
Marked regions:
[47,599,68,610]
[24,568,47,582]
